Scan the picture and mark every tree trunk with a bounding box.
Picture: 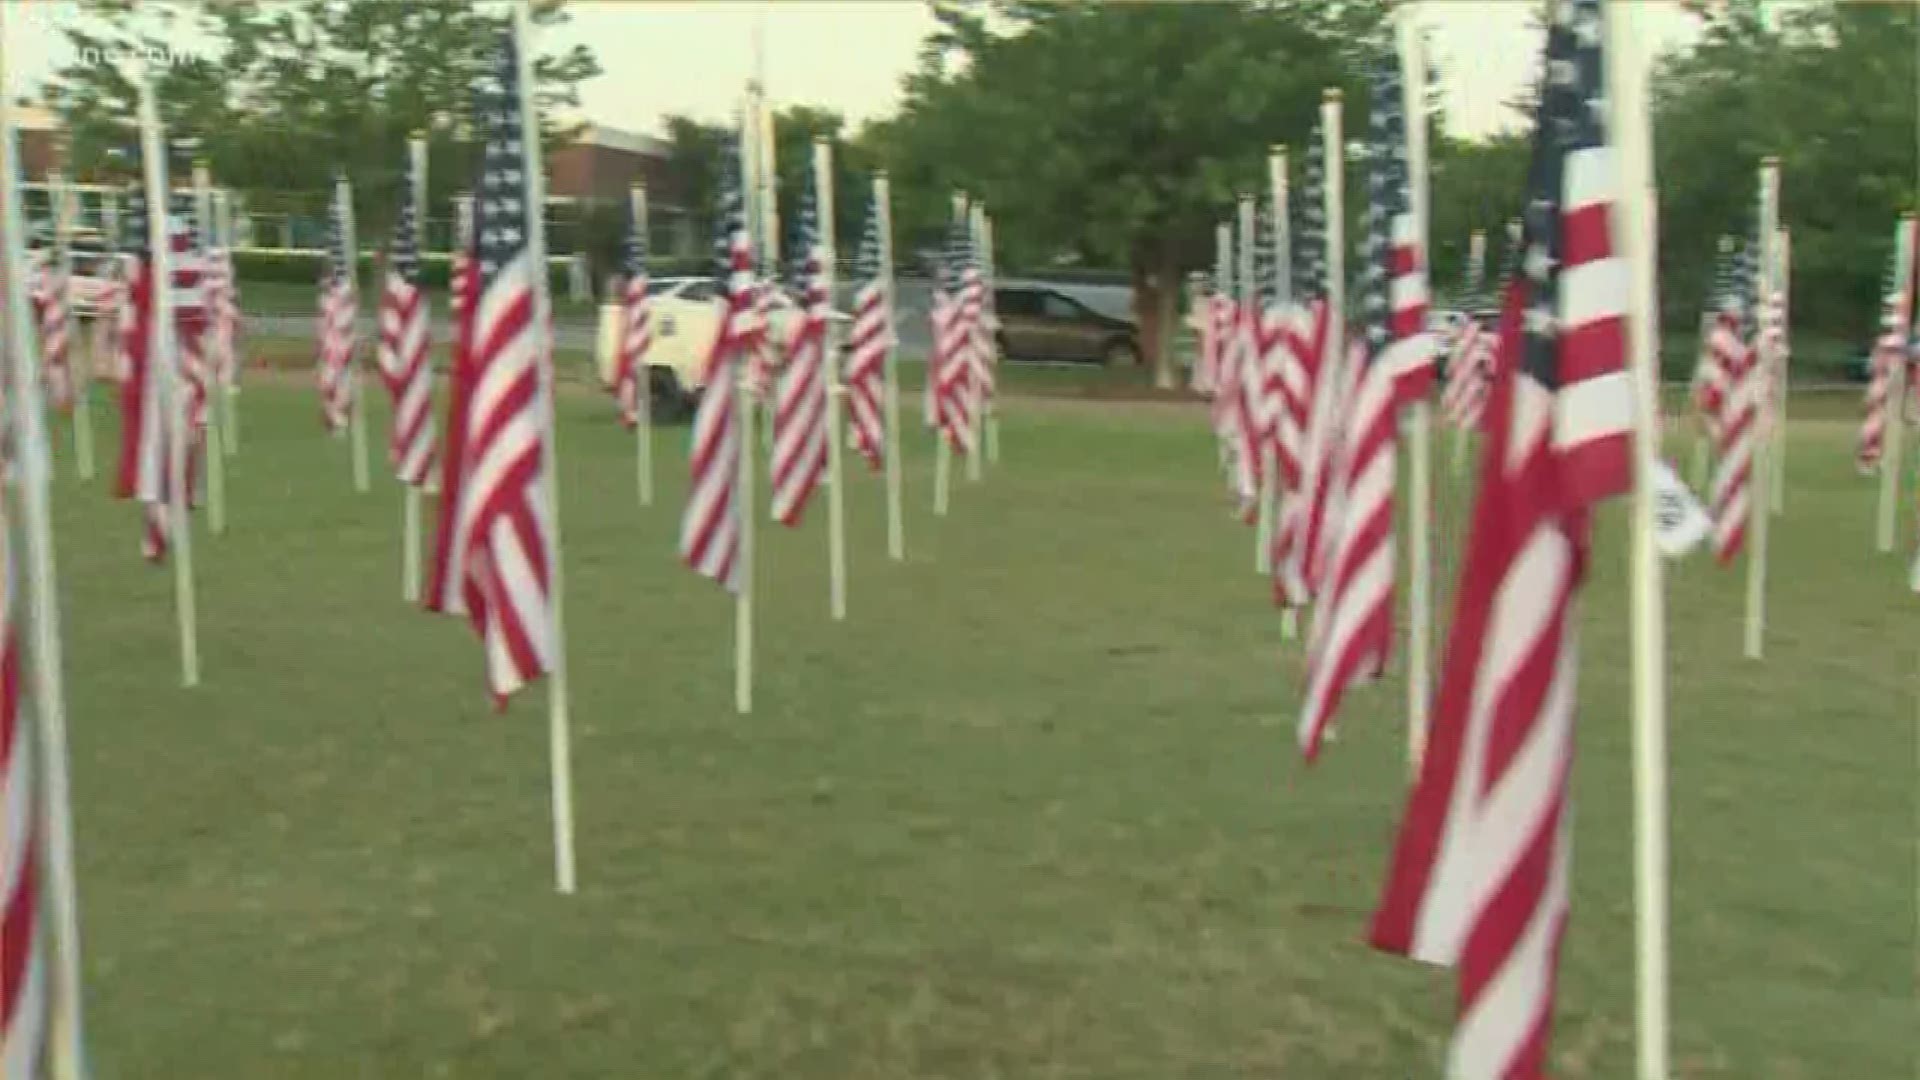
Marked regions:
[1134,251,1183,389]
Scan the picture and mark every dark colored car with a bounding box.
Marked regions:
[993,286,1138,365]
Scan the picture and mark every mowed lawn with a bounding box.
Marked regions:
[47,379,1912,1078]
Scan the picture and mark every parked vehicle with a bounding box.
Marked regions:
[992,285,1138,365]
[642,276,847,419]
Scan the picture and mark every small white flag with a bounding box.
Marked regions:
[1652,460,1712,559]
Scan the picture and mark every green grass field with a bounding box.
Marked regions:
[47,381,1913,1077]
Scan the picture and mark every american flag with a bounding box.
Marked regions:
[423,26,557,702]
[1759,233,1788,439]
[0,518,48,1078]
[112,189,199,561]
[769,165,830,526]
[1298,47,1440,760]
[316,180,357,434]
[1690,238,1736,438]
[843,187,891,470]
[1369,3,1633,1075]
[1254,196,1290,475]
[611,193,652,429]
[964,218,996,425]
[1439,236,1505,432]
[451,196,476,328]
[169,193,213,453]
[927,217,977,454]
[376,149,438,487]
[1857,220,1916,472]
[205,240,241,405]
[1272,127,1338,609]
[678,130,760,591]
[1708,227,1761,565]
[1217,209,1266,523]
[27,250,73,414]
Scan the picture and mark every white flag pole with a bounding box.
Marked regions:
[1268,145,1300,640]
[1399,14,1434,771]
[965,203,986,484]
[1323,87,1345,489]
[815,137,848,621]
[50,169,96,483]
[2,63,91,1079]
[1606,5,1671,1076]
[1746,158,1780,660]
[512,1,577,893]
[876,172,905,561]
[192,161,227,536]
[1770,226,1790,515]
[336,176,370,494]
[1691,307,1714,490]
[980,210,1001,466]
[216,188,240,456]
[1256,151,1282,574]
[138,79,201,689]
[1876,214,1915,554]
[401,133,428,603]
[1235,190,1262,572]
[735,109,759,718]
[629,182,654,507]
[1213,220,1233,399]
[934,191,966,517]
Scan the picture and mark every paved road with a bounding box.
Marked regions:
[241,275,1141,359]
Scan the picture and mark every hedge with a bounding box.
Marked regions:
[232,249,714,296]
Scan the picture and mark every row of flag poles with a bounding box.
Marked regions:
[669,84,1000,714]
[1190,2,1676,1073]
[1187,1,1919,1072]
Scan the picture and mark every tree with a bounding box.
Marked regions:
[1652,1,1917,337]
[876,0,1393,383]
[42,0,600,235]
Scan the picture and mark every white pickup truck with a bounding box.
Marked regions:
[605,276,849,419]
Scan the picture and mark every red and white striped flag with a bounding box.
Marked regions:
[205,243,241,401]
[611,200,652,430]
[0,517,48,1078]
[1440,313,1496,432]
[844,188,891,470]
[375,152,438,487]
[770,173,830,526]
[1272,130,1337,608]
[1218,287,1265,522]
[1689,241,1735,439]
[1298,46,1439,760]
[27,252,73,414]
[316,182,356,434]
[927,218,976,455]
[678,134,761,591]
[1708,234,1760,564]
[1857,218,1917,472]
[113,193,201,561]
[1370,4,1633,1074]
[422,29,557,703]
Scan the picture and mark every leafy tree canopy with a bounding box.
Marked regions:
[43,0,600,229]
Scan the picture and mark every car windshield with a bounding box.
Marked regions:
[652,279,715,302]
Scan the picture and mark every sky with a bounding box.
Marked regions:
[3,0,1712,140]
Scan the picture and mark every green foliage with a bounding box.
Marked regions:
[1653,1,1918,336]
[43,0,601,239]
[865,0,1395,371]
[659,107,879,261]
[229,248,578,294]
